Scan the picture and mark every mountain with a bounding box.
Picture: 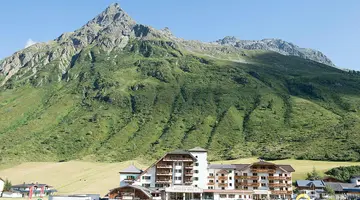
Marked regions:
[214,36,334,66]
[1,3,360,164]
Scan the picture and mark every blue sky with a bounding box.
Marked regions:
[1,0,359,69]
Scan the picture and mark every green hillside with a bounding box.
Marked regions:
[1,38,360,164]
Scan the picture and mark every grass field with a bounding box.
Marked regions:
[0,158,359,196]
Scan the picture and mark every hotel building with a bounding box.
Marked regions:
[110,147,295,200]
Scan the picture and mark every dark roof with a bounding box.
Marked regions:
[351,175,360,178]
[11,183,52,188]
[252,160,276,166]
[167,149,197,160]
[108,185,153,198]
[325,182,358,192]
[296,180,326,188]
[119,165,142,174]
[234,164,251,171]
[188,147,207,152]
[208,164,235,169]
[277,165,295,172]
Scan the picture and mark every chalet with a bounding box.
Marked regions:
[11,182,57,197]
[295,180,326,199]
[325,182,360,199]
[322,176,344,183]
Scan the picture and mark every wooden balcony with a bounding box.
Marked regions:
[268,176,291,180]
[269,183,292,187]
[156,179,172,183]
[156,173,172,176]
[218,183,227,187]
[185,173,193,176]
[157,165,172,168]
[239,182,260,187]
[236,176,259,180]
[271,190,292,195]
[185,180,193,184]
[207,182,215,185]
[251,168,276,173]
[218,176,228,180]
[184,165,193,169]
[208,176,215,179]
[163,157,193,162]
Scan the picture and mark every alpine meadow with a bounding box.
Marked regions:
[1,3,360,166]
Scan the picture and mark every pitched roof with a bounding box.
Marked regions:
[351,175,360,178]
[252,160,276,166]
[108,185,152,198]
[0,177,4,182]
[167,149,197,160]
[325,182,358,192]
[277,165,295,172]
[234,164,251,171]
[119,165,142,174]
[188,147,207,152]
[11,183,52,188]
[208,164,235,169]
[296,180,326,188]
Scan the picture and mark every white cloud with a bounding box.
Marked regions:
[25,39,37,48]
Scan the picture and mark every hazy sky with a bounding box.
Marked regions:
[1,0,359,69]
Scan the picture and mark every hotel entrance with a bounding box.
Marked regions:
[165,186,203,200]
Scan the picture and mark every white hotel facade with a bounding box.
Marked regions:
[115,147,295,200]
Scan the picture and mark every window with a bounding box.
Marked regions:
[279,174,283,177]
[142,184,150,187]
[216,180,218,182]
[195,163,199,166]
[253,180,258,183]
[235,179,238,183]
[216,174,218,176]
[175,161,182,166]
[261,183,266,187]
[221,180,225,183]
[195,156,198,158]
[280,187,284,191]
[208,186,213,189]
[210,180,214,183]
[221,187,225,190]
[175,169,182,173]
[194,177,199,181]
[194,170,199,173]
[235,186,239,189]
[254,187,258,190]
[269,173,273,176]
[126,176,135,180]
[253,173,258,176]
[235,172,238,176]
[239,195,242,198]
[269,180,274,183]
[270,187,274,190]
[285,181,288,184]
[195,185,198,187]
[285,174,288,177]
[285,187,288,191]
[261,176,266,180]
[220,194,226,198]
[142,176,151,180]
[244,186,248,190]
[221,174,225,176]
[175,177,182,180]
[279,180,283,183]
[229,194,235,198]
[229,183,232,186]
[209,173,214,176]
[229,176,232,180]
[243,173,248,176]
[155,184,163,188]
[229,170,232,173]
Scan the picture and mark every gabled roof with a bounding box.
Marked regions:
[208,164,235,169]
[234,164,251,171]
[188,147,207,152]
[277,165,295,172]
[108,185,152,198]
[11,183,52,188]
[351,175,360,179]
[296,180,326,188]
[167,149,197,160]
[119,165,142,174]
[325,182,358,192]
[252,160,276,166]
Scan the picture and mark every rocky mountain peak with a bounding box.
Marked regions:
[215,36,240,45]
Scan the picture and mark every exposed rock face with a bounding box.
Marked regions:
[214,36,334,66]
[0,4,336,86]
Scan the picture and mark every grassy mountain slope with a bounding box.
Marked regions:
[1,39,360,164]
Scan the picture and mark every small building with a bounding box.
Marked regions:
[0,178,4,196]
[295,180,326,199]
[49,194,100,200]
[325,182,360,199]
[119,165,143,187]
[350,175,360,186]
[108,185,161,200]
[1,191,23,198]
[322,176,344,183]
[11,182,57,197]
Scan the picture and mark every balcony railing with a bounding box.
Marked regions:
[271,190,292,195]
[218,176,228,180]
[207,182,215,185]
[269,183,292,187]
[208,176,215,179]
[157,165,172,168]
[184,165,193,169]
[156,173,172,176]
[251,168,276,173]
[218,183,227,187]
[268,176,291,180]
[238,182,260,187]
[163,157,193,162]
[156,179,172,183]
[185,173,193,176]
[236,176,259,180]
